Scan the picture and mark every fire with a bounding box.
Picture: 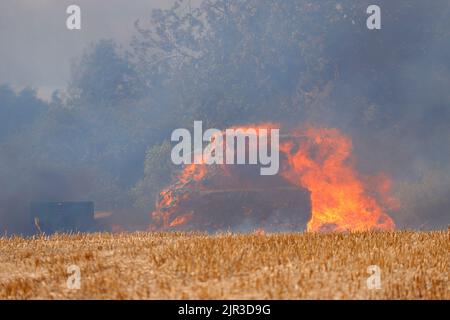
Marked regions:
[152,124,396,232]
[152,163,207,228]
[280,126,395,232]
[253,228,266,236]
[169,213,194,227]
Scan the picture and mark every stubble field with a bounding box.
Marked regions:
[0,230,448,299]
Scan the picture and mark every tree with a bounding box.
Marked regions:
[132,141,174,211]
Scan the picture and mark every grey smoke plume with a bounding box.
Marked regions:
[0,0,449,234]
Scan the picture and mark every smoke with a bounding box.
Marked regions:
[0,0,449,234]
[324,0,450,228]
[0,0,174,95]
[0,162,95,235]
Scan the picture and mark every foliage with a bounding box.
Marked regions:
[132,141,174,210]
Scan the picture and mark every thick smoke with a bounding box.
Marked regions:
[0,0,449,234]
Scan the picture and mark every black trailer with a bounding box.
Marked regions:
[30,201,96,234]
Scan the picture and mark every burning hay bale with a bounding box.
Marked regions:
[152,162,311,232]
[152,124,397,233]
[160,187,311,232]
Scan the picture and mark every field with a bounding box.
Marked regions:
[0,230,448,299]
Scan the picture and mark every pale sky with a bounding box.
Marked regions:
[0,0,174,99]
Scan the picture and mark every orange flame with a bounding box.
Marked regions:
[280,126,395,232]
[253,228,266,236]
[169,213,194,227]
[152,124,396,232]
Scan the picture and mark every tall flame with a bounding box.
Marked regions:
[280,126,395,232]
[152,124,396,232]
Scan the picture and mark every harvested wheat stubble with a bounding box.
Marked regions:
[0,231,448,299]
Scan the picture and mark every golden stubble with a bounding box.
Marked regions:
[0,231,448,299]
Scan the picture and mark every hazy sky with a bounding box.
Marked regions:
[0,0,174,99]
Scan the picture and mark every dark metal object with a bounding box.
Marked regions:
[30,201,96,234]
[167,187,311,232]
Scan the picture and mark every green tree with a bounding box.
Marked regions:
[132,141,174,210]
